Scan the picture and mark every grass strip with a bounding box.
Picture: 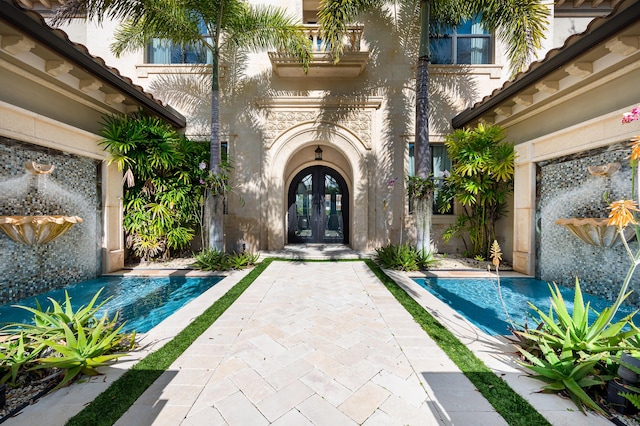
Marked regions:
[365,259,551,426]
[65,258,274,426]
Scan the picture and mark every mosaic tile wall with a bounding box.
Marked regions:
[0,137,101,304]
[537,142,639,306]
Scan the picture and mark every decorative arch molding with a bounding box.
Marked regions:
[257,95,382,150]
[265,116,372,150]
[268,121,366,173]
[264,121,370,251]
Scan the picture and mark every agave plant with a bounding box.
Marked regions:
[0,333,44,386]
[32,316,129,390]
[515,279,639,355]
[224,251,259,270]
[193,249,259,271]
[518,337,609,414]
[3,289,110,339]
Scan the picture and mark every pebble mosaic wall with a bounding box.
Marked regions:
[537,142,640,306]
[0,137,101,304]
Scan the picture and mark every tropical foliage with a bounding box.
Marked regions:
[100,112,208,261]
[374,243,436,271]
[438,123,515,258]
[406,175,437,201]
[0,289,132,390]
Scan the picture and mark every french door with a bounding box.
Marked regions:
[287,166,349,244]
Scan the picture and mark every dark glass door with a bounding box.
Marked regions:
[287,166,349,244]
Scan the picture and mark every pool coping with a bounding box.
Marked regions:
[12,268,252,426]
[386,268,612,426]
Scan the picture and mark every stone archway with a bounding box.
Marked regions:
[264,122,369,251]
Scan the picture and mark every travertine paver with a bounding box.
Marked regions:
[114,261,506,425]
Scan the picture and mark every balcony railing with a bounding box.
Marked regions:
[269,25,369,78]
[304,24,363,53]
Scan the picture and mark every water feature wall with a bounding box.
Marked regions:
[0,137,101,304]
[537,141,639,306]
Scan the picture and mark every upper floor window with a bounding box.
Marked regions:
[146,22,212,64]
[408,143,453,215]
[430,18,492,65]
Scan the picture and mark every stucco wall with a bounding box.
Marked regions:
[0,137,101,303]
[55,4,536,253]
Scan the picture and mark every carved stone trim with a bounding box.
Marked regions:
[263,110,372,150]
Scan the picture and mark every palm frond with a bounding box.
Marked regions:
[223,5,312,70]
[474,0,550,75]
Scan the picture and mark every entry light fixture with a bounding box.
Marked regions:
[315,145,323,161]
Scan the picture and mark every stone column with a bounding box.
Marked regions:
[512,144,536,276]
[101,161,124,272]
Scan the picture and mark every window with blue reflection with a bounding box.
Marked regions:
[430,17,492,65]
[146,21,213,64]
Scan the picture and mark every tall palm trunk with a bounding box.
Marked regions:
[414,0,432,252]
[206,16,224,251]
[210,52,221,175]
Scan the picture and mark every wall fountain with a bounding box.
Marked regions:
[0,137,100,304]
[554,162,633,248]
[553,217,634,248]
[537,146,638,305]
[0,162,83,245]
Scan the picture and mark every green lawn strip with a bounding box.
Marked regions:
[365,259,551,426]
[65,258,274,426]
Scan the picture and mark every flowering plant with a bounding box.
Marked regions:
[597,105,640,333]
[622,106,640,124]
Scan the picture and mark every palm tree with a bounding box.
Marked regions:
[319,0,548,251]
[53,0,312,251]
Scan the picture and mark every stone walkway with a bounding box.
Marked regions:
[13,254,612,425]
[114,261,504,426]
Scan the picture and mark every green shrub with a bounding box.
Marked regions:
[374,243,435,271]
[194,249,259,271]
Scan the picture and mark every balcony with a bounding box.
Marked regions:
[269,25,369,78]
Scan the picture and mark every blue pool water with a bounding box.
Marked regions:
[0,275,222,333]
[414,277,639,336]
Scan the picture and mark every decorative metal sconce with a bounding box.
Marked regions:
[315,146,323,161]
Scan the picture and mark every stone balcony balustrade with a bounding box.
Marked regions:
[269,25,369,78]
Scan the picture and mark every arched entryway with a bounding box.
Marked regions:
[287,166,349,244]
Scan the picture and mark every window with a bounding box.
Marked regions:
[221,141,228,164]
[146,22,212,64]
[430,18,492,65]
[408,143,453,215]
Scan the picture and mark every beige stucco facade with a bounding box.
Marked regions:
[8,0,621,262]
